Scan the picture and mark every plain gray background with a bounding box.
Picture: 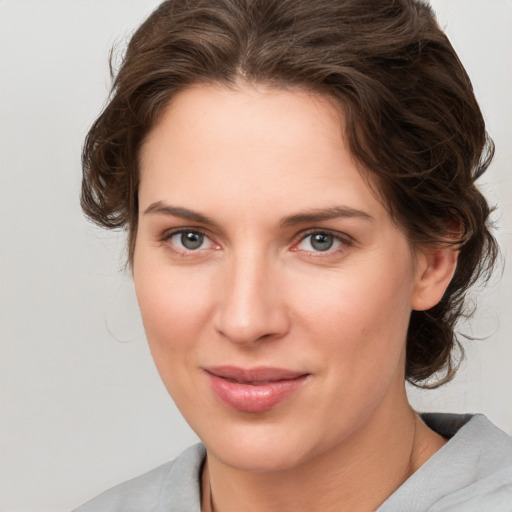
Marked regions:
[1,1,511,510]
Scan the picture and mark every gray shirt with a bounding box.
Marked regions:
[73,414,512,511]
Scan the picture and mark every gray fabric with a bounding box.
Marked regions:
[377,414,512,511]
[73,444,206,512]
[73,414,512,511]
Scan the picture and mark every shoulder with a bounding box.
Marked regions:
[379,414,512,512]
[72,443,206,512]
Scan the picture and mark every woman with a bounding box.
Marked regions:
[74,0,512,510]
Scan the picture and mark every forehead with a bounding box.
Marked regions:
[140,82,346,170]
[138,83,387,224]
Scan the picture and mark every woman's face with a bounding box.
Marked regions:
[134,83,431,472]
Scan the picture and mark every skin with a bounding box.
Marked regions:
[134,83,457,512]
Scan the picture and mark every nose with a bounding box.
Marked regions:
[213,252,290,346]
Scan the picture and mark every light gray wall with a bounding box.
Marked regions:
[0,1,510,510]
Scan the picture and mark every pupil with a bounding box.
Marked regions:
[181,232,203,250]
[311,233,333,251]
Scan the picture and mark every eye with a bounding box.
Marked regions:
[166,230,215,251]
[295,231,345,253]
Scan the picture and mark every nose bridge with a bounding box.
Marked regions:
[214,245,288,344]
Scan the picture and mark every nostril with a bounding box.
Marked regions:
[214,309,289,346]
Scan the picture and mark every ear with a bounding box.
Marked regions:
[411,244,459,311]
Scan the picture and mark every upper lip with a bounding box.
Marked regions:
[204,366,309,384]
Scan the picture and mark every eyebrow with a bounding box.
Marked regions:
[143,201,373,228]
[280,206,374,227]
[143,202,220,228]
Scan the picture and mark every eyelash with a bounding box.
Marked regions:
[292,229,353,256]
[161,228,217,256]
[160,228,352,256]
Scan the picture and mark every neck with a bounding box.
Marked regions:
[202,393,445,512]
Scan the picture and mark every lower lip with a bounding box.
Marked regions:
[206,373,308,413]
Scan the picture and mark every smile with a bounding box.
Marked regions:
[204,366,310,413]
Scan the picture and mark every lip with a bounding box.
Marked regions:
[204,366,309,413]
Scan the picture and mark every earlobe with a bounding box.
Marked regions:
[411,245,459,311]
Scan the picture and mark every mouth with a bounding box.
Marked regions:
[204,366,310,413]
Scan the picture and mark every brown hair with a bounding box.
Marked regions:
[82,0,498,387]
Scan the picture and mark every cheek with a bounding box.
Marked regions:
[133,262,219,417]
[298,262,412,330]
[133,258,214,364]
[292,253,415,375]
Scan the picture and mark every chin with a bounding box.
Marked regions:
[200,421,322,473]
[214,443,308,473]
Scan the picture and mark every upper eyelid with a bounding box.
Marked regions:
[161,227,218,252]
[290,229,354,255]
[159,226,352,250]
[161,226,348,237]
[161,226,210,240]
[295,228,352,243]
